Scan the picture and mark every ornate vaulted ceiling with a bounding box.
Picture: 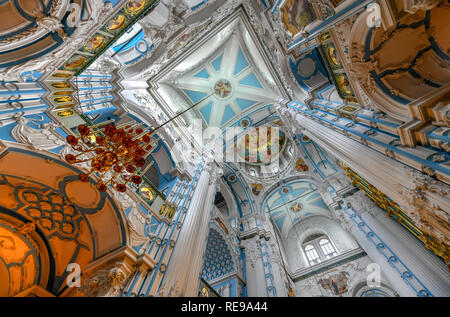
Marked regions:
[147,8,288,135]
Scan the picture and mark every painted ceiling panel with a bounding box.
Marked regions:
[194,68,211,79]
[148,12,284,132]
[235,98,258,110]
[234,47,250,75]
[200,101,213,123]
[183,89,208,103]
[310,198,329,210]
[221,105,236,125]
[239,72,263,89]
[211,54,223,72]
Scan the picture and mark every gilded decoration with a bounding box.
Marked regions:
[319,32,357,103]
[281,0,318,36]
[0,218,45,297]
[0,149,128,295]
[251,183,263,196]
[295,158,309,172]
[52,0,159,78]
[340,162,449,268]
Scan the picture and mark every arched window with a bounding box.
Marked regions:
[304,244,321,266]
[302,234,338,266]
[319,238,337,259]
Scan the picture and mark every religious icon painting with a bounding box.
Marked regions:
[81,34,107,54]
[327,45,341,67]
[52,95,74,105]
[108,14,126,31]
[281,0,318,36]
[199,287,209,297]
[295,158,309,172]
[289,202,302,212]
[318,272,350,295]
[56,109,75,118]
[52,91,73,96]
[49,82,71,90]
[214,80,232,98]
[321,41,341,70]
[102,14,129,36]
[62,55,86,71]
[125,0,147,16]
[140,186,155,203]
[50,71,73,79]
[335,73,354,97]
[251,183,263,196]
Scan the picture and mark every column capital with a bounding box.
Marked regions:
[343,190,377,217]
[209,168,223,185]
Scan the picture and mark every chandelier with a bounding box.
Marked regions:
[64,121,157,192]
[65,79,212,192]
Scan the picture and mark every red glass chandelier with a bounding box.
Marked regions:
[64,121,156,192]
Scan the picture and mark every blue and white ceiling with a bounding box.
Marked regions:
[263,179,331,237]
[147,12,284,131]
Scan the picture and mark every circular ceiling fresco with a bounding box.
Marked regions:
[236,127,286,165]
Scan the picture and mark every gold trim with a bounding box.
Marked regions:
[340,162,449,269]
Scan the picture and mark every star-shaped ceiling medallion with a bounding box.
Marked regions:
[147,8,288,131]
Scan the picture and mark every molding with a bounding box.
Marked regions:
[291,248,367,281]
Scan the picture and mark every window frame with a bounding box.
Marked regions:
[302,234,339,267]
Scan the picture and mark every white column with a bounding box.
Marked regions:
[184,169,222,296]
[160,162,221,296]
[368,200,450,296]
[282,106,450,245]
[241,237,267,297]
[267,240,289,297]
[223,284,231,297]
[342,191,450,297]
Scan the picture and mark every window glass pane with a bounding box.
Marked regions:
[319,239,337,259]
[304,244,321,266]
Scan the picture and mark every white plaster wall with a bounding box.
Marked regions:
[294,255,397,297]
[283,215,359,272]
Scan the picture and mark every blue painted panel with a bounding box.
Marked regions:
[234,47,249,75]
[271,210,284,217]
[309,198,328,209]
[211,54,223,72]
[200,101,213,123]
[270,197,284,209]
[239,73,263,89]
[221,105,236,125]
[194,68,210,79]
[235,98,257,110]
[290,187,310,198]
[183,89,207,103]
